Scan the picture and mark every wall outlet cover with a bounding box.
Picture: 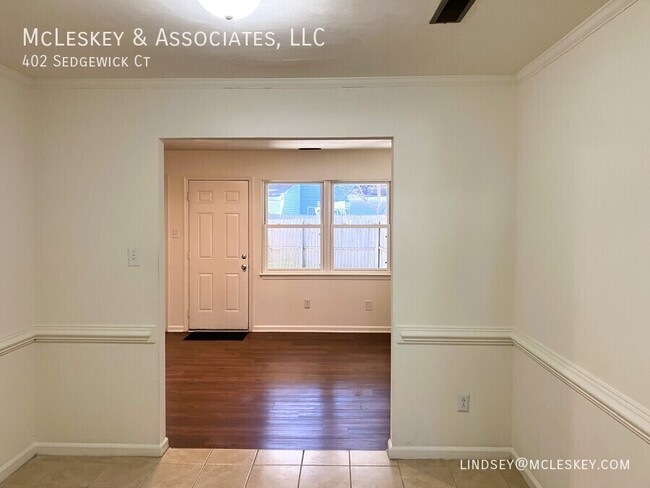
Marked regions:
[457,394,470,412]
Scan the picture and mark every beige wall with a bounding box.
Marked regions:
[514,1,650,485]
[0,69,36,475]
[1,4,647,480]
[30,79,516,451]
[165,149,392,332]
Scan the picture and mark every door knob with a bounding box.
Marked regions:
[241,264,247,271]
[241,254,247,260]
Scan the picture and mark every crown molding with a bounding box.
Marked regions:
[0,64,33,86]
[517,0,639,83]
[32,75,515,90]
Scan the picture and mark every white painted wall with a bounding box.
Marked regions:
[34,79,516,449]
[514,1,650,485]
[166,149,392,333]
[0,69,36,475]
[392,344,512,449]
[2,3,646,481]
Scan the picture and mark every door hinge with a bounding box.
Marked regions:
[187,250,190,260]
[187,192,190,201]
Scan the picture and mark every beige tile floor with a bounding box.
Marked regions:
[0,449,528,488]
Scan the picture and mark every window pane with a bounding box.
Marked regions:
[267,183,321,224]
[267,227,321,269]
[332,183,388,225]
[333,227,389,270]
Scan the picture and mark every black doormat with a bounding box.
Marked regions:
[184,332,249,341]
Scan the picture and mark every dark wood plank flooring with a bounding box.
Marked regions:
[166,332,390,450]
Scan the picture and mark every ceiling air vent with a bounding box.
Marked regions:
[430,0,478,24]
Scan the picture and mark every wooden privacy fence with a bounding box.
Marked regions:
[267,216,388,270]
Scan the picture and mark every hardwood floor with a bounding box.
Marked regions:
[166,332,391,450]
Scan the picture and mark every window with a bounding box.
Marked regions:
[332,183,389,270]
[265,183,322,270]
[264,181,390,273]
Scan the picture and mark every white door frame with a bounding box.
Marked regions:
[183,177,253,332]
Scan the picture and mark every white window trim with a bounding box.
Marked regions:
[263,180,391,276]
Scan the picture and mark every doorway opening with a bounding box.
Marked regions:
[163,138,393,450]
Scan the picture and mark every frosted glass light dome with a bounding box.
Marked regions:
[197,0,262,20]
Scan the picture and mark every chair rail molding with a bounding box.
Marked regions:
[0,329,35,357]
[396,325,650,444]
[34,324,156,343]
[511,330,649,444]
[398,326,512,345]
[0,325,156,355]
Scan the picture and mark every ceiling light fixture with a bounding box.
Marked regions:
[197,0,262,20]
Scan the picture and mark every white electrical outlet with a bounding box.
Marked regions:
[365,300,373,311]
[457,394,470,412]
[127,248,140,267]
[304,298,311,309]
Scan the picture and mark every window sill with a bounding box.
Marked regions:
[259,272,391,280]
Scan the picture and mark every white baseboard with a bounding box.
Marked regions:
[252,324,390,333]
[0,443,37,484]
[166,325,186,333]
[0,437,169,482]
[511,448,543,488]
[33,438,169,457]
[387,441,541,488]
[387,439,512,460]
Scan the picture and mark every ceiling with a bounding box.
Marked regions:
[0,0,609,79]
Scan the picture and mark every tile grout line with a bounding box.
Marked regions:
[243,449,259,488]
[395,459,406,488]
[296,450,305,488]
[83,461,109,488]
[348,451,352,488]
[133,462,157,488]
[188,448,212,488]
[447,459,461,488]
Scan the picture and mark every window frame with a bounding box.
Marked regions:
[262,180,391,276]
[263,181,324,272]
[330,181,390,272]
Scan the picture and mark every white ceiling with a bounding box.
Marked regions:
[0,0,609,78]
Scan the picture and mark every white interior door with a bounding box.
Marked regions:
[188,180,249,330]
